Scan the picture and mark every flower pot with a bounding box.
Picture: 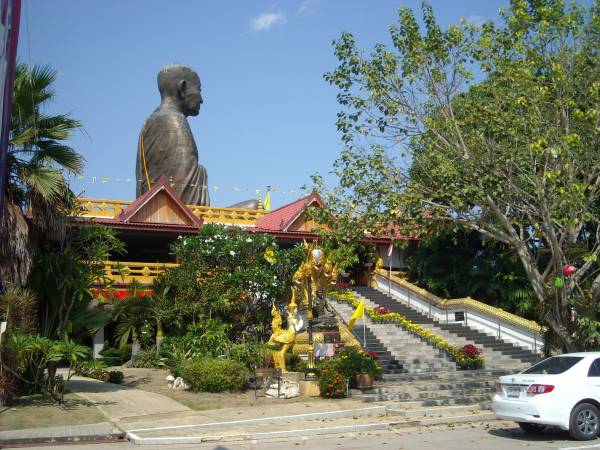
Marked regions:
[355,372,375,389]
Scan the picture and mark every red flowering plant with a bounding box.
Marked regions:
[366,351,379,360]
[456,344,484,369]
[374,306,390,315]
[318,359,348,398]
[461,344,481,358]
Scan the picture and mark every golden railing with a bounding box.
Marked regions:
[76,198,264,226]
[375,268,544,334]
[103,261,179,285]
[187,205,263,225]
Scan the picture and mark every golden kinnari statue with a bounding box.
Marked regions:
[267,241,359,372]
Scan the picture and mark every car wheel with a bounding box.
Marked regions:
[518,422,546,433]
[570,403,600,441]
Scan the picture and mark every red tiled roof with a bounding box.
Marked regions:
[78,217,201,234]
[255,192,322,232]
[118,175,203,228]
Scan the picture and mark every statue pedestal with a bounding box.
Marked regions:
[281,371,304,383]
[299,380,320,397]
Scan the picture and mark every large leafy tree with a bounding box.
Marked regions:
[318,0,600,352]
[154,224,304,342]
[1,63,83,287]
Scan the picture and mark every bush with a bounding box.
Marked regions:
[456,344,484,370]
[336,346,382,378]
[180,358,248,392]
[108,370,124,384]
[132,348,167,368]
[229,343,273,370]
[318,359,348,398]
[75,360,124,384]
[99,344,131,366]
[76,360,107,379]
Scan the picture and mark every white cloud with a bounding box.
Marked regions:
[250,10,287,31]
[298,0,319,16]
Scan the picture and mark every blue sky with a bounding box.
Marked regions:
[20,0,512,208]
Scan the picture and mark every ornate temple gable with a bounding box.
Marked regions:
[254,192,323,233]
[118,176,203,227]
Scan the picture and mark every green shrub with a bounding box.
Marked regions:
[108,370,124,384]
[76,359,107,379]
[336,347,382,378]
[132,348,167,368]
[229,343,273,370]
[318,359,348,398]
[99,344,131,366]
[180,358,248,392]
[75,361,123,384]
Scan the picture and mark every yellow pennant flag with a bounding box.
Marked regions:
[348,299,364,329]
[264,190,271,212]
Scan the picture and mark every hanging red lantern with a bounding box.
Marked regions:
[563,265,577,277]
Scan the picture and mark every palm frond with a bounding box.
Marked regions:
[18,164,64,201]
[31,142,84,174]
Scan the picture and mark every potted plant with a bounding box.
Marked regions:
[355,352,382,389]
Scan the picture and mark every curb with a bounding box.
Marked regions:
[128,422,392,445]
[0,423,125,447]
[126,405,387,433]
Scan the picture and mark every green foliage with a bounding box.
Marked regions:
[180,358,248,393]
[336,346,382,377]
[29,224,124,340]
[318,359,348,398]
[153,224,304,341]
[8,333,90,402]
[318,0,600,352]
[75,360,124,384]
[131,348,167,368]
[108,370,124,384]
[228,342,274,370]
[0,287,37,334]
[98,344,131,367]
[5,62,83,223]
[407,230,536,318]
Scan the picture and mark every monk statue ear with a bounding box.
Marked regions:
[177,79,187,98]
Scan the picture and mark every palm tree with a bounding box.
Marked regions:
[1,63,83,287]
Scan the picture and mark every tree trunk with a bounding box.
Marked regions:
[0,199,31,287]
[543,309,578,353]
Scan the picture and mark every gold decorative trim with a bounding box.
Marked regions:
[76,198,263,225]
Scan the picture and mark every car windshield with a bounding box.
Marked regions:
[522,356,584,375]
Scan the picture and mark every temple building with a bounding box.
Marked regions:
[75,176,414,294]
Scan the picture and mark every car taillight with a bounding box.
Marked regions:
[527,384,555,394]
[496,382,503,394]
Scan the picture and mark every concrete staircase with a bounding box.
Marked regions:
[351,326,405,374]
[351,369,506,404]
[331,298,456,374]
[353,286,540,370]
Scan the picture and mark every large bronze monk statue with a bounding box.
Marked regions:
[136,64,210,206]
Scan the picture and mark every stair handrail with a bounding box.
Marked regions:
[375,269,543,334]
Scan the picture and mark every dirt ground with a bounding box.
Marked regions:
[0,393,106,431]
[118,367,329,411]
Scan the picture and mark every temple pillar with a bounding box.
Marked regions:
[93,327,104,359]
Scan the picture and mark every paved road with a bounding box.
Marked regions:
[16,421,600,450]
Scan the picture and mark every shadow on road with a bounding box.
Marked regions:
[489,425,575,443]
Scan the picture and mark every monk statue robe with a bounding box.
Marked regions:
[136,63,210,206]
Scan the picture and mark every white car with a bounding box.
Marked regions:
[493,352,600,440]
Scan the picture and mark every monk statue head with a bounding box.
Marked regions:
[157,63,203,117]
